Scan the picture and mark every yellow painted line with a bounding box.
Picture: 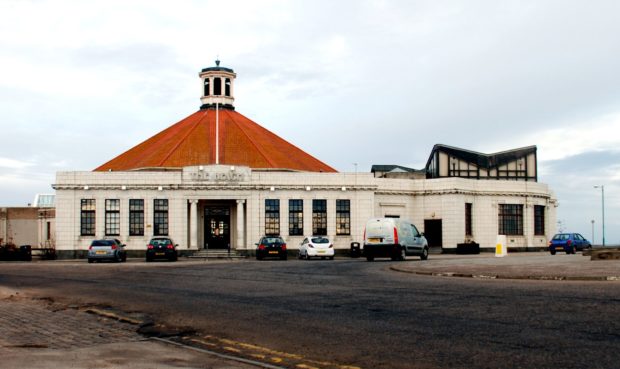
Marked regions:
[296,364,320,369]
[194,335,362,369]
[223,346,241,353]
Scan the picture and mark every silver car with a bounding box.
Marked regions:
[87,239,127,263]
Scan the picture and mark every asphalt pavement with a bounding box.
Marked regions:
[1,251,619,369]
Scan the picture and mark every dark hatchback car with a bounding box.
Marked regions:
[255,236,287,260]
[548,233,592,255]
[146,237,178,261]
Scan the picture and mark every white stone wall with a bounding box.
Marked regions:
[54,166,557,254]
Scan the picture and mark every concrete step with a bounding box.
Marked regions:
[188,249,247,259]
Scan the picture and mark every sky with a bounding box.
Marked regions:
[0,0,618,244]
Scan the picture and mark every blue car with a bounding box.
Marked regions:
[548,233,591,255]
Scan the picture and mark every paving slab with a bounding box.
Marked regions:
[0,291,260,369]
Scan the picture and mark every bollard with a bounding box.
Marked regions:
[495,235,507,257]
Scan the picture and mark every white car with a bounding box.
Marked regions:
[298,236,334,260]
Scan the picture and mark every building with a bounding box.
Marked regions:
[53,61,557,258]
[1,197,55,249]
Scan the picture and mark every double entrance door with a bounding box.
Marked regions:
[204,207,230,249]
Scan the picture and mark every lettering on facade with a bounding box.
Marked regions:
[183,165,250,183]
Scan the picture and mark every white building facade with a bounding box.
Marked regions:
[54,165,557,258]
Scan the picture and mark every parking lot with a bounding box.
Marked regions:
[1,253,619,369]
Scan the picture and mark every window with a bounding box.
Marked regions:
[80,199,96,236]
[336,200,350,235]
[265,199,280,235]
[225,78,231,96]
[498,204,523,235]
[214,77,222,95]
[534,205,545,236]
[204,78,210,96]
[105,199,120,236]
[312,200,327,236]
[129,199,144,236]
[465,203,473,236]
[154,199,169,236]
[289,199,303,236]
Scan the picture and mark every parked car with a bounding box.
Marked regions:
[87,239,127,263]
[548,233,592,255]
[363,218,429,261]
[146,237,178,261]
[255,236,287,260]
[298,236,334,260]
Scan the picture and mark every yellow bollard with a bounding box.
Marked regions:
[495,235,507,257]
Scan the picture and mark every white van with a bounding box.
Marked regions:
[363,218,429,261]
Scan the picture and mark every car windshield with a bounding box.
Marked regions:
[91,240,114,246]
[311,237,329,243]
[150,238,172,246]
[262,237,284,244]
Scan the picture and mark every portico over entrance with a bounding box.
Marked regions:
[188,198,246,251]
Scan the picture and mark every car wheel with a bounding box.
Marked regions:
[122,253,127,262]
[400,247,407,261]
[329,256,334,260]
[146,257,152,262]
[280,254,287,261]
[256,255,263,260]
[88,259,93,264]
[321,256,326,260]
[366,255,374,262]
[305,253,310,260]
[550,249,556,255]
[420,247,429,261]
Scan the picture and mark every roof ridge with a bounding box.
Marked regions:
[157,110,208,166]
[226,110,278,167]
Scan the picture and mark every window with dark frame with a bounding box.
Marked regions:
[336,199,351,235]
[129,199,145,236]
[153,199,169,236]
[80,199,96,236]
[105,199,120,236]
[498,204,523,235]
[265,199,280,235]
[288,199,303,236]
[312,199,327,235]
[465,203,473,236]
[534,205,545,236]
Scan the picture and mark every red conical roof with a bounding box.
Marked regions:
[94,109,337,172]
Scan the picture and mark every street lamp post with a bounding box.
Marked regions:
[594,185,605,247]
[591,219,595,245]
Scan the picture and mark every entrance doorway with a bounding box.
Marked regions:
[424,219,443,249]
[204,207,230,249]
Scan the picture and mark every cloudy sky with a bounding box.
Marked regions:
[0,0,618,244]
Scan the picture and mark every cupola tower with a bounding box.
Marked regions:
[199,59,236,110]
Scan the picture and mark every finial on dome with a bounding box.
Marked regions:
[215,59,220,66]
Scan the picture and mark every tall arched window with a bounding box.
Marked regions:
[214,77,222,95]
[204,79,210,96]
[225,78,231,96]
